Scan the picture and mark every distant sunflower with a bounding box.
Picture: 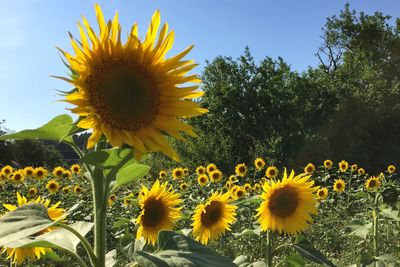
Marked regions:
[265,166,278,179]
[159,170,167,179]
[387,165,396,174]
[172,167,184,180]
[206,164,217,174]
[180,182,188,190]
[62,186,71,194]
[235,163,247,177]
[256,170,318,236]
[316,187,328,200]
[1,165,13,177]
[358,168,365,175]
[197,174,208,186]
[108,194,117,207]
[339,160,349,173]
[192,192,237,244]
[34,167,48,180]
[11,170,25,184]
[74,185,83,194]
[123,195,133,207]
[28,187,38,197]
[254,158,266,171]
[253,183,261,192]
[333,179,346,193]
[351,164,358,172]
[196,166,206,175]
[244,183,252,192]
[46,180,60,194]
[52,167,65,178]
[304,163,315,175]
[225,181,233,189]
[58,5,207,160]
[71,164,81,175]
[323,159,333,169]
[183,168,189,175]
[228,175,237,182]
[63,170,72,179]
[365,177,381,191]
[23,166,35,177]
[209,170,223,183]
[135,180,182,245]
[234,187,246,199]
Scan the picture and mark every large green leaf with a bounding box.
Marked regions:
[81,147,133,169]
[0,114,74,143]
[113,162,150,190]
[346,220,372,239]
[284,254,306,267]
[134,231,236,267]
[293,235,336,267]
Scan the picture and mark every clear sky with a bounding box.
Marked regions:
[1,0,399,131]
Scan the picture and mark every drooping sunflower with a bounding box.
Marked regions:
[235,163,247,177]
[304,163,315,175]
[28,187,38,197]
[159,170,167,179]
[10,170,25,184]
[351,164,358,172]
[135,180,182,245]
[70,164,81,175]
[196,166,206,175]
[63,170,72,179]
[58,5,207,160]
[1,165,13,177]
[1,193,65,265]
[265,166,279,179]
[256,170,318,236]
[52,167,65,178]
[23,167,35,177]
[192,192,237,244]
[387,165,396,174]
[316,187,328,200]
[46,180,60,194]
[197,174,208,186]
[323,159,333,169]
[206,164,217,174]
[333,179,346,193]
[172,167,184,180]
[74,185,83,194]
[339,160,349,173]
[365,177,381,191]
[225,181,233,189]
[183,168,189,175]
[34,167,48,180]
[358,168,365,175]
[254,158,266,171]
[209,169,223,183]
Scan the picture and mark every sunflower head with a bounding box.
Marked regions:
[323,159,333,169]
[108,194,117,207]
[209,170,223,183]
[197,174,208,186]
[34,167,48,180]
[71,164,81,175]
[136,180,182,245]
[265,166,279,179]
[1,165,14,177]
[28,187,38,197]
[234,187,246,199]
[23,167,35,177]
[244,183,252,192]
[257,169,318,236]
[358,168,365,175]
[339,160,349,173]
[192,192,237,244]
[74,185,83,194]
[62,186,71,194]
[180,182,188,191]
[229,175,237,182]
[365,177,381,191]
[46,180,60,194]
[253,183,261,191]
[11,170,25,184]
[53,167,65,178]
[351,164,358,172]
[333,179,346,193]
[387,165,396,174]
[63,170,72,179]
[59,5,207,161]
[172,167,184,180]
[183,168,189,175]
[316,187,328,200]
[304,163,315,175]
[196,166,206,175]
[235,163,247,177]
[206,164,217,174]
[254,158,266,171]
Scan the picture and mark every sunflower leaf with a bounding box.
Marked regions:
[133,230,236,267]
[346,220,373,239]
[0,114,74,143]
[284,253,306,267]
[113,163,150,190]
[293,235,336,267]
[233,255,267,267]
[81,147,134,169]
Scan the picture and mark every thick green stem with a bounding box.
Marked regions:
[373,193,380,266]
[266,230,273,267]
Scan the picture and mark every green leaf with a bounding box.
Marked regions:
[0,114,74,143]
[379,207,400,221]
[233,255,267,267]
[359,252,376,265]
[232,227,261,238]
[284,253,306,267]
[134,230,236,267]
[293,235,336,267]
[113,218,132,229]
[346,220,373,239]
[113,163,150,190]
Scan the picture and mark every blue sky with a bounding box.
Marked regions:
[0,0,399,131]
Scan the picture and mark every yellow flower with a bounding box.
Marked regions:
[197,174,208,186]
[196,166,206,175]
[206,164,217,174]
[265,166,278,179]
[58,5,207,160]
[52,167,65,178]
[46,180,60,194]
[209,169,223,183]
[159,170,167,179]
[358,168,365,175]
[62,186,71,194]
[183,168,189,175]
[323,159,333,169]
[243,183,252,192]
[333,179,346,193]
[1,165,13,177]
[339,160,349,173]
[71,164,81,175]
[192,192,237,244]
[172,167,184,180]
[256,170,318,236]
[63,170,72,179]
[235,163,247,177]
[254,158,266,171]
[234,187,246,199]
[10,170,25,184]
[74,185,83,194]
[387,165,396,174]
[316,187,328,200]
[351,164,358,172]
[365,177,381,191]
[304,163,315,175]
[23,166,35,177]
[228,175,237,182]
[253,183,261,192]
[108,194,117,207]
[34,167,48,180]
[225,181,233,189]
[28,187,38,197]
[135,180,181,245]
[179,182,188,190]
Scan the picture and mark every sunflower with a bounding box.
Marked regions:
[108,194,117,207]
[71,164,81,175]
[1,165,13,177]
[351,164,358,172]
[304,163,315,175]
[197,174,208,186]
[365,177,381,191]
[58,5,207,161]
[244,183,252,192]
[225,181,233,189]
[316,187,328,200]
[159,170,167,179]
[234,187,246,199]
[74,185,83,194]
[323,159,333,169]
[235,163,247,177]
[209,170,223,183]
[1,193,65,265]
[196,166,206,175]
[228,175,237,182]
[23,166,35,177]
[183,168,189,175]
[256,170,318,236]
[28,187,38,197]
[339,160,348,173]
[358,168,365,175]
[63,170,72,179]
[34,167,48,180]
[123,196,133,207]
[10,170,25,184]
[333,179,346,193]
[192,192,237,244]
[62,186,71,194]
[253,183,261,192]
[265,166,278,179]
[52,167,65,178]
[179,182,188,190]
[206,164,217,174]
[387,165,396,174]
[254,158,266,171]
[46,180,60,194]
[172,167,184,180]
[135,180,182,245]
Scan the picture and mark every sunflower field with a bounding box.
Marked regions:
[0,3,400,267]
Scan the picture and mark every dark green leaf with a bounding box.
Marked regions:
[284,253,306,267]
[293,235,336,267]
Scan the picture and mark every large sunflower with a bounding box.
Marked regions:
[58,5,207,160]
[256,170,318,236]
[192,192,237,244]
[135,180,182,245]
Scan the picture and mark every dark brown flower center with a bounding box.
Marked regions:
[201,201,223,227]
[268,186,299,218]
[369,180,377,187]
[336,183,343,189]
[142,198,165,227]
[239,166,245,173]
[56,170,63,176]
[49,183,57,190]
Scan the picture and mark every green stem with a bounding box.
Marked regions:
[64,249,89,267]
[373,193,380,265]
[266,230,273,267]
[57,223,97,266]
